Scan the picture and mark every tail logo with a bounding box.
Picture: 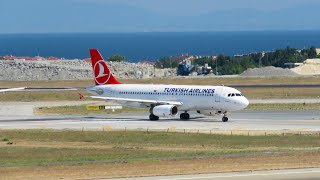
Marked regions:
[93,60,111,85]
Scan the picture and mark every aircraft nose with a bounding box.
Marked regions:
[241,97,249,109]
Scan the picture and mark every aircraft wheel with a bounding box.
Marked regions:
[149,114,159,121]
[222,116,229,122]
[180,113,190,120]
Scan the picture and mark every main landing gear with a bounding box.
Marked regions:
[180,112,190,120]
[149,106,159,121]
[149,114,159,121]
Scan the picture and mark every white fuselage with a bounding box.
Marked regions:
[86,84,249,112]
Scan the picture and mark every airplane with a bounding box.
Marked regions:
[0,87,25,92]
[85,49,249,122]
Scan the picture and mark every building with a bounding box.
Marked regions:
[47,56,60,61]
[284,63,303,68]
[316,48,320,55]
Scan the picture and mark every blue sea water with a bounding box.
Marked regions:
[0,31,319,62]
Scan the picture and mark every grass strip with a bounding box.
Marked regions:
[2,130,320,147]
[246,103,320,110]
[0,130,320,166]
[2,77,320,87]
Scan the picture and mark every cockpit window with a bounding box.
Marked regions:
[228,93,243,97]
[228,93,242,97]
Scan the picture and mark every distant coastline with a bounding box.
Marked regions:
[0,31,319,62]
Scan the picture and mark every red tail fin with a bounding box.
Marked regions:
[90,49,121,85]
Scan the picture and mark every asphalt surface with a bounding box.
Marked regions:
[0,110,320,131]
[114,168,320,180]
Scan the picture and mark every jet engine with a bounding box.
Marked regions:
[152,105,178,117]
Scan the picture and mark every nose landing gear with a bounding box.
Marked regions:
[222,111,228,122]
[222,116,228,122]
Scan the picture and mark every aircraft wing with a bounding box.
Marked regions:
[0,87,26,92]
[90,96,183,106]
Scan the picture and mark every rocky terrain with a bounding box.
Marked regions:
[0,60,176,81]
[2,58,320,81]
[240,59,320,77]
[240,66,299,77]
[291,59,320,75]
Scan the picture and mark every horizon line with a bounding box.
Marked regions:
[0,29,320,35]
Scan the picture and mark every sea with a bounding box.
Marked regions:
[0,31,319,62]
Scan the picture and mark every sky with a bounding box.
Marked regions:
[1,0,320,33]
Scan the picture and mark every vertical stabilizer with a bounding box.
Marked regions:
[90,49,121,85]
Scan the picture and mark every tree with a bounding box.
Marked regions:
[155,57,179,68]
[308,46,317,59]
[160,46,316,75]
[107,55,125,62]
[193,57,214,67]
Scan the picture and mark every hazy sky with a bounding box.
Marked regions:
[1,0,320,33]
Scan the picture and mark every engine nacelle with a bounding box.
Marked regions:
[197,110,223,116]
[152,105,178,117]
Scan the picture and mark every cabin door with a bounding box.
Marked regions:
[215,87,223,102]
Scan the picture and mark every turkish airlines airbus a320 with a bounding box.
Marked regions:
[86,49,249,122]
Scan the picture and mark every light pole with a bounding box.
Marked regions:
[215,58,218,75]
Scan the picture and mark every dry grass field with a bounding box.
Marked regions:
[1,76,320,88]
[2,152,320,180]
[1,130,320,179]
[240,88,320,99]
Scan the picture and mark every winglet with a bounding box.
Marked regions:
[89,49,121,85]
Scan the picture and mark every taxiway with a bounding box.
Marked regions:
[114,168,320,180]
[0,110,320,132]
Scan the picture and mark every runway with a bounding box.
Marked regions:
[114,168,320,180]
[1,110,320,132]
